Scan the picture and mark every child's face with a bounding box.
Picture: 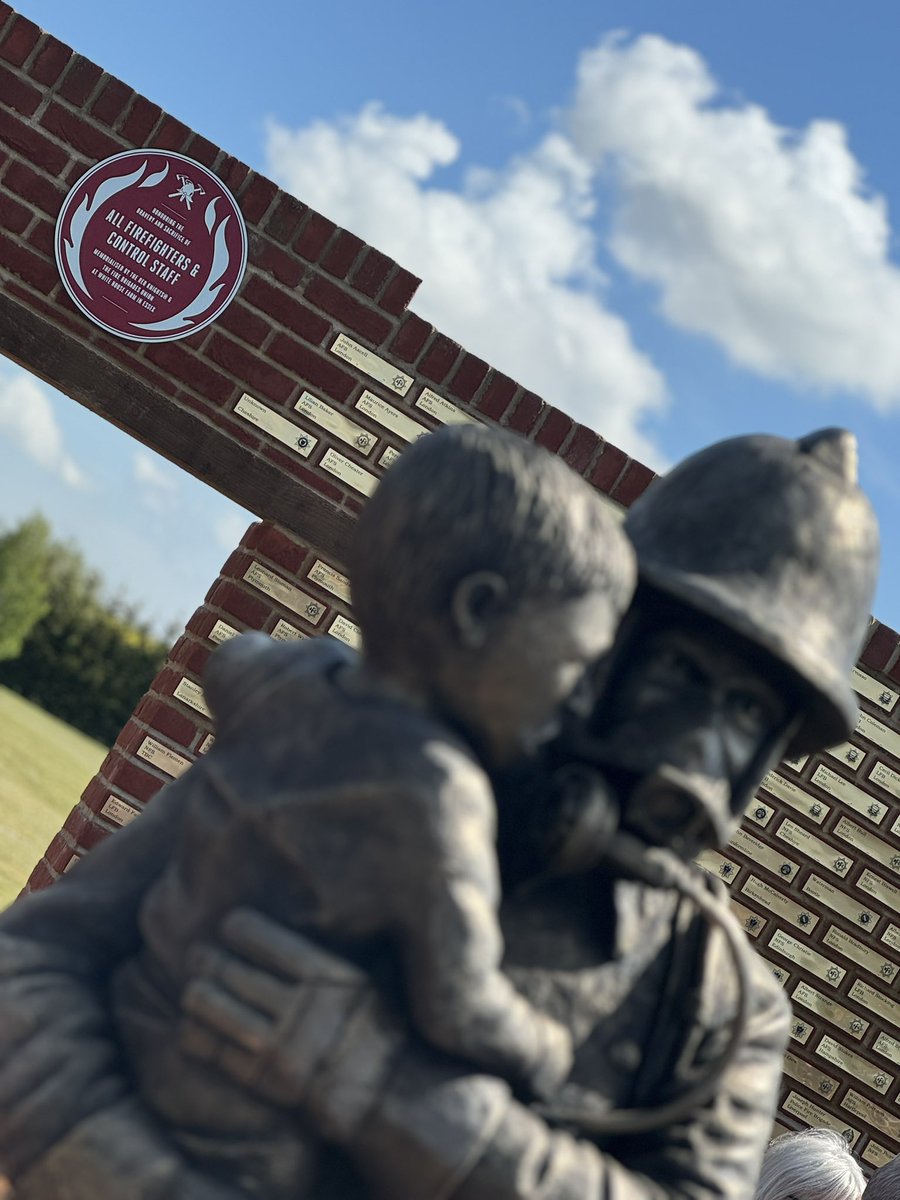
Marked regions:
[455,589,622,770]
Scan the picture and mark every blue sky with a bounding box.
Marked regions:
[5,0,900,633]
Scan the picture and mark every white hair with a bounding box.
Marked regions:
[754,1129,865,1200]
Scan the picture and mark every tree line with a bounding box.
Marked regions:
[0,515,171,745]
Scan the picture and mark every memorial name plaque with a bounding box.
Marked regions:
[816,1035,893,1094]
[881,923,900,953]
[234,395,317,459]
[328,614,362,650]
[874,1031,900,1066]
[330,334,413,396]
[355,391,427,443]
[871,761,900,802]
[173,677,210,718]
[244,562,326,625]
[742,876,818,932]
[784,754,810,772]
[270,620,306,642]
[136,736,192,779]
[208,619,239,645]
[825,742,864,772]
[730,828,799,881]
[861,1141,895,1169]
[857,869,900,914]
[695,849,739,885]
[811,765,887,824]
[100,795,141,827]
[783,1092,860,1145]
[841,1090,900,1141]
[744,798,774,827]
[852,668,899,713]
[761,771,828,823]
[414,388,478,426]
[834,818,900,876]
[784,1051,837,1096]
[320,448,379,497]
[379,446,401,469]
[791,981,868,1039]
[789,1019,813,1045]
[54,149,247,342]
[823,926,897,981]
[198,734,215,755]
[802,874,876,928]
[849,980,900,1025]
[768,930,846,985]
[730,899,766,938]
[776,819,852,876]
[857,710,900,758]
[294,391,377,455]
[307,560,351,604]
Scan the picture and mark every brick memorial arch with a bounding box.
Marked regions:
[4,4,900,1170]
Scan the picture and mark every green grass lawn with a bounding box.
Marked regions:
[0,685,107,909]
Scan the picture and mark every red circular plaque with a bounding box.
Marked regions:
[55,150,248,342]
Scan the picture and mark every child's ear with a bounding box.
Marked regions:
[451,571,509,649]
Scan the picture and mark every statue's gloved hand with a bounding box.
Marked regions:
[179,909,404,1144]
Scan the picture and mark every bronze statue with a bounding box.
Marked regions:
[0,428,880,1200]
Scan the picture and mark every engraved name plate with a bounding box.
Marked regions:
[857,868,900,914]
[861,1141,895,1169]
[270,619,306,642]
[695,849,740,885]
[173,677,210,718]
[783,1050,837,1095]
[244,562,326,625]
[730,899,767,938]
[294,391,377,455]
[841,1089,900,1141]
[136,736,192,779]
[802,874,876,929]
[198,734,215,755]
[789,1018,813,1045]
[730,827,799,881]
[813,764,887,823]
[871,760,900,802]
[791,981,868,1039]
[857,710,900,758]
[825,742,864,772]
[874,1031,900,1066]
[330,334,413,396]
[783,1092,860,1145]
[100,795,141,827]
[355,391,427,443]
[816,1034,893,1093]
[776,819,852,877]
[760,771,828,823]
[234,394,317,458]
[328,614,362,650]
[783,754,810,773]
[823,925,897,982]
[307,559,351,603]
[742,876,818,932]
[849,979,900,1025]
[881,923,900,953]
[414,388,478,425]
[852,668,898,713]
[208,619,239,644]
[767,930,846,985]
[379,446,401,469]
[320,448,379,497]
[834,818,900,876]
[744,798,774,828]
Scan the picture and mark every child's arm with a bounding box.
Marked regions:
[392,754,572,1098]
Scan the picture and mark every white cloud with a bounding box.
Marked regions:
[567,33,900,407]
[265,105,667,463]
[213,507,254,551]
[134,449,179,512]
[0,370,86,488]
